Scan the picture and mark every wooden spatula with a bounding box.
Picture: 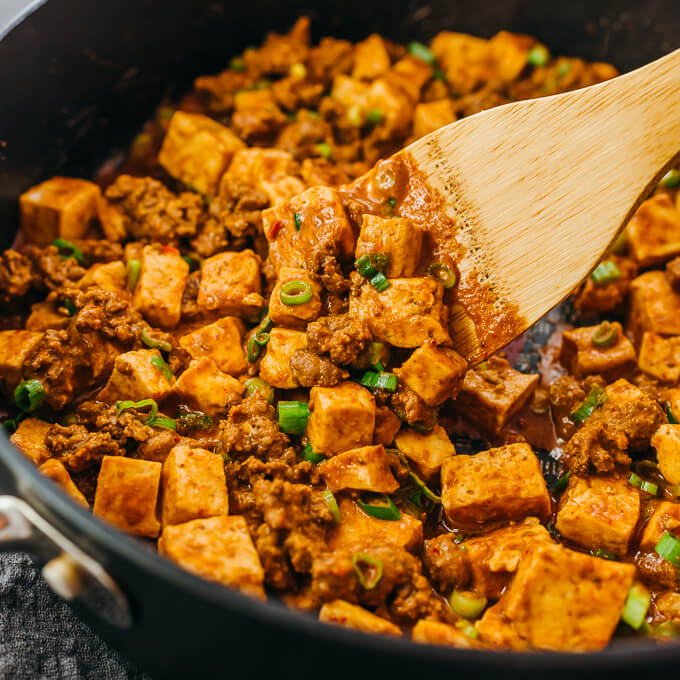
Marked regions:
[356,48,680,364]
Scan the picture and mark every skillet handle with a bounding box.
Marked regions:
[0,495,132,628]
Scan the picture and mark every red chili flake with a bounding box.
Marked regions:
[268,220,283,239]
[161,245,178,254]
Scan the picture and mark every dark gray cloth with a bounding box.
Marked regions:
[0,552,146,679]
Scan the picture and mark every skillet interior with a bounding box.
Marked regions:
[1,0,680,676]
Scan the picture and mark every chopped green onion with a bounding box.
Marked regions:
[360,370,398,392]
[427,262,457,288]
[14,379,46,413]
[372,361,385,372]
[365,108,383,126]
[64,299,76,316]
[570,385,607,423]
[369,341,390,368]
[593,548,617,560]
[141,330,172,353]
[323,488,341,524]
[277,400,310,435]
[557,61,572,77]
[591,320,618,348]
[2,413,25,434]
[315,142,332,159]
[433,67,446,81]
[666,402,678,424]
[294,212,301,231]
[661,169,680,188]
[182,255,198,271]
[449,590,487,619]
[258,314,273,333]
[354,253,390,279]
[244,377,274,404]
[147,415,177,430]
[247,336,261,363]
[151,355,173,382]
[408,41,436,65]
[127,259,141,291]
[590,260,621,286]
[629,472,643,488]
[408,469,441,503]
[527,45,550,67]
[554,470,572,494]
[370,271,390,292]
[351,552,383,590]
[115,398,159,423]
[411,410,437,434]
[621,583,651,630]
[177,406,213,430]
[52,238,85,265]
[280,280,313,306]
[408,490,424,510]
[302,443,325,464]
[656,531,680,566]
[454,620,479,640]
[387,197,397,210]
[640,480,658,495]
[358,495,401,521]
[230,56,245,72]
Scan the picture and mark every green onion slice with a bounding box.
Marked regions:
[370,271,390,292]
[316,142,332,159]
[427,262,457,288]
[64,299,76,316]
[247,336,262,363]
[408,41,436,65]
[387,197,397,210]
[127,259,141,291]
[661,169,680,188]
[302,443,325,464]
[590,260,621,286]
[277,400,310,435]
[666,402,678,424]
[449,590,487,619]
[527,45,550,67]
[656,531,680,566]
[354,253,390,279]
[230,56,245,72]
[593,548,617,560]
[280,280,313,306]
[147,415,177,430]
[177,406,213,430]
[591,321,618,348]
[293,212,301,231]
[621,583,651,630]
[365,108,383,126]
[640,480,658,495]
[257,314,273,333]
[151,355,173,382]
[351,552,384,590]
[14,379,46,413]
[629,472,643,488]
[52,238,85,265]
[358,495,401,521]
[553,470,572,494]
[411,410,438,434]
[570,385,607,423]
[360,370,398,393]
[116,397,158,418]
[2,413,25,434]
[323,488,341,524]
[454,620,479,640]
[244,377,274,404]
[141,330,172,353]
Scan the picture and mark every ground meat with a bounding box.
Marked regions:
[194,69,251,114]
[75,401,154,446]
[635,551,680,590]
[667,256,680,293]
[306,314,371,365]
[276,114,331,160]
[306,37,354,86]
[0,249,38,308]
[134,429,180,462]
[289,349,348,387]
[253,523,296,590]
[231,105,287,146]
[390,384,436,426]
[304,246,350,296]
[271,78,324,113]
[389,571,448,625]
[423,534,470,590]
[45,423,122,472]
[71,240,124,264]
[104,174,204,242]
[28,245,86,290]
[218,394,289,460]
[655,591,680,623]
[180,271,202,318]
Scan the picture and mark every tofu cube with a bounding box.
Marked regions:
[161,445,229,526]
[319,600,400,636]
[413,99,456,138]
[639,501,680,551]
[179,317,247,376]
[39,459,88,507]
[97,349,174,404]
[93,456,161,537]
[497,543,635,651]
[412,620,480,649]
[364,79,413,137]
[306,382,375,455]
[259,328,308,389]
[9,418,52,465]
[26,301,70,332]
[355,215,422,278]
[652,424,680,486]
[19,177,100,245]
[331,74,370,109]
[431,32,491,95]
[559,322,636,379]
[395,343,468,406]
[476,605,531,651]
[373,406,401,446]
[461,518,552,600]
[555,474,640,556]
[197,250,264,318]
[173,358,244,415]
[319,444,398,494]
[268,267,322,327]
[638,332,680,382]
[133,245,189,329]
[352,34,391,80]
[441,443,550,527]
[627,194,680,267]
[452,356,539,433]
[159,515,265,600]
[349,277,451,348]
[394,424,456,480]
[158,111,245,196]
[0,330,43,392]
[328,498,423,553]
[386,55,434,102]
[78,261,127,293]
[628,271,680,344]
[488,31,535,82]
